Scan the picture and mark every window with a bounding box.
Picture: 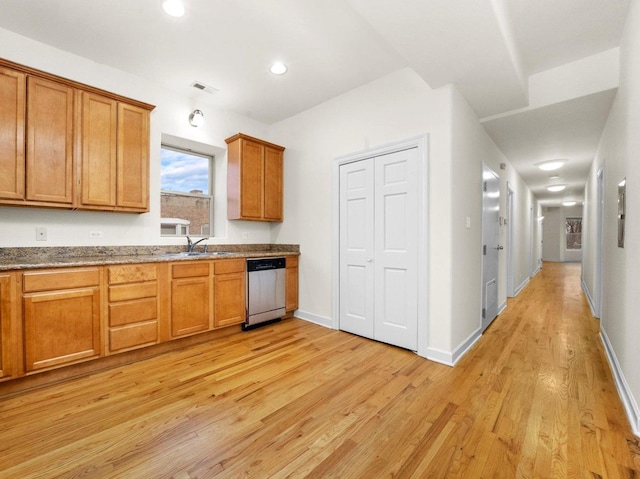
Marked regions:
[566,217,582,250]
[160,145,213,236]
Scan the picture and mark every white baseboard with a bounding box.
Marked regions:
[531,265,541,276]
[582,279,598,318]
[294,310,334,329]
[498,300,507,315]
[513,277,530,297]
[425,327,481,367]
[600,328,640,437]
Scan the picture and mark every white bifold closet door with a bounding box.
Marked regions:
[339,147,418,351]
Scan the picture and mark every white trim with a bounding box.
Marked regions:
[332,135,429,357]
[531,265,541,277]
[426,327,482,367]
[600,329,640,437]
[513,277,530,297]
[497,300,507,315]
[582,280,597,318]
[294,310,333,329]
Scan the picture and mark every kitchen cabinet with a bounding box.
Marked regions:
[107,264,159,353]
[0,66,25,201]
[22,268,102,373]
[26,76,75,205]
[285,256,299,313]
[0,273,16,381]
[80,94,150,212]
[116,102,150,212]
[170,262,213,338]
[226,133,285,222]
[214,259,246,328]
[0,57,153,213]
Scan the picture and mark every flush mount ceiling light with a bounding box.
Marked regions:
[563,201,577,206]
[189,109,204,127]
[162,0,185,17]
[270,62,287,75]
[536,159,568,171]
[546,184,567,192]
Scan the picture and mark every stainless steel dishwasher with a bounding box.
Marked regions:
[243,257,286,330]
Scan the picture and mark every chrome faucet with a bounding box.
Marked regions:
[186,236,208,253]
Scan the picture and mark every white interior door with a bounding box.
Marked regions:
[339,148,418,351]
[374,149,418,350]
[482,166,500,331]
[339,159,375,339]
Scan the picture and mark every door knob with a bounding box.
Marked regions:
[495,245,504,250]
[366,258,373,262]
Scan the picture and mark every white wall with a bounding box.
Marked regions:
[271,68,537,361]
[0,28,274,248]
[541,205,583,262]
[584,0,640,435]
[449,88,535,349]
[270,68,453,354]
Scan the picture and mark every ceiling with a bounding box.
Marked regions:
[0,0,630,205]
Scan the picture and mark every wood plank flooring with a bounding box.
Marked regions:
[1,262,639,478]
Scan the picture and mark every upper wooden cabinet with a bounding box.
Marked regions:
[27,76,75,205]
[0,58,154,213]
[79,94,150,211]
[226,133,285,222]
[0,66,25,200]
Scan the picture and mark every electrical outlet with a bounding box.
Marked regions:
[241,232,250,240]
[89,231,103,238]
[36,227,47,241]
[465,217,471,229]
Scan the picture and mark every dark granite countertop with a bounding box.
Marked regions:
[0,244,300,271]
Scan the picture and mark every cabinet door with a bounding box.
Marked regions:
[0,274,15,380]
[214,272,246,328]
[117,102,149,211]
[264,146,283,221]
[286,257,299,312]
[81,92,117,208]
[239,139,264,219]
[26,76,74,204]
[0,67,25,200]
[171,276,212,337]
[23,287,101,372]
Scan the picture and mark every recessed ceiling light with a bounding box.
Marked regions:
[536,159,567,171]
[548,174,560,179]
[563,201,577,206]
[546,184,567,192]
[270,62,287,75]
[163,0,185,17]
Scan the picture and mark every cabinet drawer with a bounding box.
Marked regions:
[286,256,299,268]
[109,321,157,352]
[172,262,211,279]
[214,259,245,275]
[23,268,100,292]
[109,281,157,302]
[109,297,157,326]
[108,264,157,285]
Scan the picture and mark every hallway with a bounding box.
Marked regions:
[1,263,639,477]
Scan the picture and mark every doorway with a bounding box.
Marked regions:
[481,165,500,331]
[506,185,515,297]
[333,136,428,354]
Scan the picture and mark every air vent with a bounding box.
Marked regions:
[191,81,219,95]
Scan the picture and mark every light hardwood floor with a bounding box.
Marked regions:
[1,262,639,478]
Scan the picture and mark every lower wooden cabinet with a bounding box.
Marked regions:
[0,273,16,381]
[170,262,213,338]
[286,256,299,314]
[107,264,159,353]
[214,259,246,328]
[22,268,101,372]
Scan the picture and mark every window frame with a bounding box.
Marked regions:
[160,144,214,238]
[565,216,582,251]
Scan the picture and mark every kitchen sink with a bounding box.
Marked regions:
[162,251,233,258]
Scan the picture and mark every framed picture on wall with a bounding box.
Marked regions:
[618,178,626,248]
